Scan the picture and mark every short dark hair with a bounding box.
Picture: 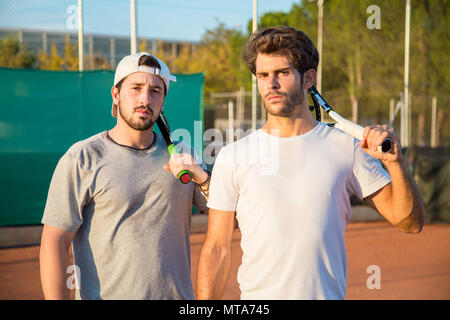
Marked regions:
[114,54,166,95]
[242,27,319,75]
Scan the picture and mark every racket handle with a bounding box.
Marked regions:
[167,144,192,184]
[333,119,392,154]
[177,170,193,184]
[379,138,392,153]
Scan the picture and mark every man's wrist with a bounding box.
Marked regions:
[195,170,211,197]
[197,170,211,186]
[192,168,208,184]
[382,155,408,173]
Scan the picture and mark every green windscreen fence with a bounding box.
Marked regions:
[0,68,204,226]
[413,147,450,223]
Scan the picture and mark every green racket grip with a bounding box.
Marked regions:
[167,144,192,184]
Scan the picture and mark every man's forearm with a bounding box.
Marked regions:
[383,158,425,233]
[39,241,72,299]
[196,244,231,300]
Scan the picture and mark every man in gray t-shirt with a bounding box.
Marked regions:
[40,52,210,300]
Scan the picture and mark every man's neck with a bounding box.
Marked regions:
[107,124,155,149]
[262,104,318,137]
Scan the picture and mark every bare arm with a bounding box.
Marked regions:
[196,209,236,299]
[39,224,75,299]
[361,125,425,233]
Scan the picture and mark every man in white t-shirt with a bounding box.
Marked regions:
[196,27,425,300]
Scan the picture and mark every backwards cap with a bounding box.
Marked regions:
[114,52,176,91]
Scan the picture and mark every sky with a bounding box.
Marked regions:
[0,0,302,42]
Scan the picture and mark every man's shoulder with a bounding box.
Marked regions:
[220,129,260,153]
[318,122,358,148]
[62,131,107,164]
[214,130,260,165]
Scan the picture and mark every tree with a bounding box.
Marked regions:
[161,23,249,95]
[37,41,62,70]
[247,11,290,34]
[0,37,36,69]
[37,35,110,71]
[37,35,79,71]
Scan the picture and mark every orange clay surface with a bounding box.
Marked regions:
[1,221,449,300]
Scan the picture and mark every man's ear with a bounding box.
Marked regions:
[303,68,317,90]
[111,86,120,104]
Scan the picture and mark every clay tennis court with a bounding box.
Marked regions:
[0,219,449,300]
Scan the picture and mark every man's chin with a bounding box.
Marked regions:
[129,118,155,131]
[265,105,295,117]
[133,125,153,131]
[134,123,154,131]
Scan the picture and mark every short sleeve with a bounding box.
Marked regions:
[348,141,392,200]
[206,147,239,212]
[41,153,90,232]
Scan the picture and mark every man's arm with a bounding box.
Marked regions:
[39,224,75,299]
[361,125,425,233]
[196,209,236,299]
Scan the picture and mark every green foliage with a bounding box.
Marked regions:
[0,38,36,68]
[243,0,449,142]
[248,11,290,34]
[162,23,249,95]
[36,35,109,71]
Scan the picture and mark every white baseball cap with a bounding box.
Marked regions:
[112,52,176,117]
[113,52,176,91]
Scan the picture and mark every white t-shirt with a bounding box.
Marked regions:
[207,123,391,300]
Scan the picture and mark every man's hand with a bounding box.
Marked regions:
[163,153,208,184]
[359,125,402,164]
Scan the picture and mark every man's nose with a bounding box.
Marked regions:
[138,90,151,107]
[267,74,281,90]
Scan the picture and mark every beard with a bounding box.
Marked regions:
[263,89,304,117]
[118,104,155,131]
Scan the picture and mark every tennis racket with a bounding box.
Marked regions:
[309,86,392,153]
[156,112,193,184]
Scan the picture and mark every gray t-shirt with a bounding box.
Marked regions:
[42,131,207,300]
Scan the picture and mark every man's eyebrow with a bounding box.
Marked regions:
[256,67,292,75]
[275,67,292,72]
[129,82,163,89]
